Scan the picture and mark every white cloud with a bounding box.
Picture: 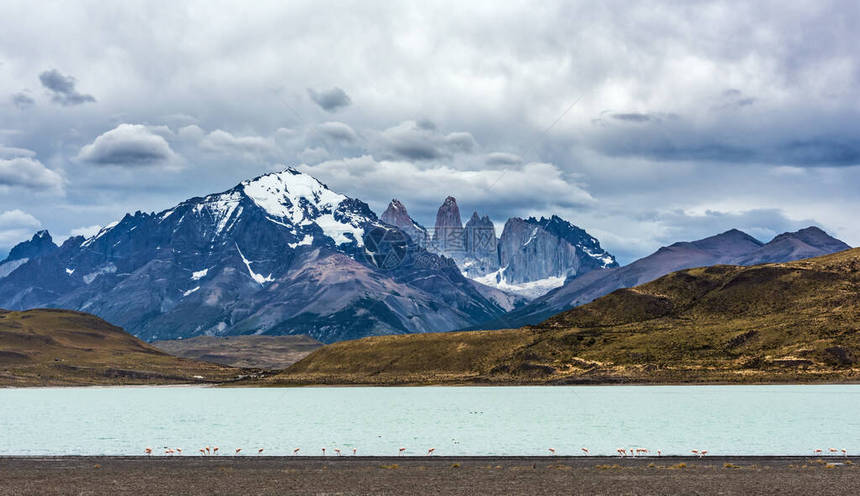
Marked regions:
[0,209,42,251]
[0,157,64,193]
[78,124,178,166]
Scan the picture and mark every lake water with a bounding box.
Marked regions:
[0,385,857,456]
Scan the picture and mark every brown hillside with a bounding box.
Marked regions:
[268,248,860,385]
[0,309,242,386]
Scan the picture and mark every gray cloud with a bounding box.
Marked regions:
[38,69,95,106]
[308,87,352,112]
[199,129,275,157]
[77,124,177,166]
[0,157,64,193]
[485,152,523,165]
[2,1,860,261]
[0,145,36,159]
[11,92,35,109]
[313,121,359,144]
[374,120,477,161]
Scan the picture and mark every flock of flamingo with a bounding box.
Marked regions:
[142,446,851,457]
[142,446,436,456]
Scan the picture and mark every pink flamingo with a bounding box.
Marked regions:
[199,449,205,456]
[581,448,589,456]
[700,450,708,457]
[814,449,823,456]
[427,448,435,456]
[176,448,182,455]
[213,447,219,455]
[293,448,300,455]
[353,448,357,455]
[235,448,242,455]
[322,448,326,456]
[334,449,342,456]
[657,450,662,457]
[842,449,848,457]
[144,447,152,456]
[205,446,211,455]
[258,448,264,455]
[399,448,406,456]
[691,450,699,457]
[548,448,556,456]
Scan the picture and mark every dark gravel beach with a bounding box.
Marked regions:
[1,456,857,495]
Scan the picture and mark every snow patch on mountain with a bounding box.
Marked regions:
[83,263,117,284]
[474,269,566,299]
[235,244,273,285]
[81,221,119,247]
[0,258,28,279]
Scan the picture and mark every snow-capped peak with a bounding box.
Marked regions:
[240,168,369,247]
[240,168,347,225]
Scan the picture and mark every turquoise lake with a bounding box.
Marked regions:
[0,385,857,456]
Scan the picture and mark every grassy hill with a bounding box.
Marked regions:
[153,335,323,369]
[0,309,243,386]
[267,248,860,385]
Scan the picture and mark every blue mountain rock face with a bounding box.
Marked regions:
[399,196,618,299]
[0,169,518,343]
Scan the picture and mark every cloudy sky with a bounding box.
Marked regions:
[1,1,858,263]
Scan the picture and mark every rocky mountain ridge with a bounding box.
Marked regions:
[0,168,516,343]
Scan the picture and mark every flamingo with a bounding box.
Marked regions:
[199,449,205,456]
[581,448,589,456]
[657,450,662,457]
[235,448,242,455]
[293,448,300,455]
[548,448,556,456]
[399,448,406,456]
[427,448,435,456]
[176,448,182,455]
[144,447,152,456]
[213,447,219,455]
[205,446,211,455]
[322,448,326,456]
[617,448,626,457]
[691,450,699,457]
[334,449,342,456]
[258,448,264,455]
[829,448,838,455]
[842,449,848,457]
[353,448,357,455]
[700,450,708,457]
[814,449,823,456]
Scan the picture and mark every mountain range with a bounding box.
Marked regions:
[0,167,852,345]
[475,226,852,330]
[0,169,519,343]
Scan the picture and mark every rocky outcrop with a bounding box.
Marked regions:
[432,196,465,252]
[380,199,428,247]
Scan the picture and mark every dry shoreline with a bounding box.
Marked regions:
[1,456,857,495]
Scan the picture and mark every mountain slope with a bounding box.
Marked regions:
[0,308,239,386]
[0,169,512,343]
[269,248,860,385]
[478,227,850,329]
